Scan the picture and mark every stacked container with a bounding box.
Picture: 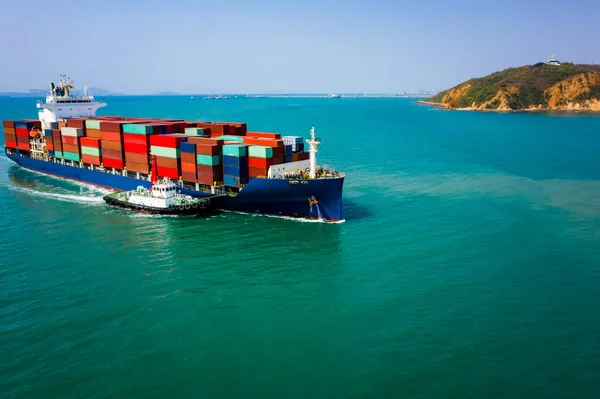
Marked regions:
[44,129,54,157]
[15,121,38,151]
[186,137,222,185]
[222,144,249,187]
[60,127,84,162]
[80,137,102,165]
[284,145,293,163]
[3,121,17,149]
[149,134,187,179]
[283,136,304,153]
[248,146,277,178]
[99,121,126,169]
[122,123,156,174]
[52,129,63,158]
[184,127,208,137]
[84,119,103,139]
[180,142,197,182]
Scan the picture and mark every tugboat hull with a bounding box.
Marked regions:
[103,193,216,216]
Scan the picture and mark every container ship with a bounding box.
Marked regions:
[2,76,344,221]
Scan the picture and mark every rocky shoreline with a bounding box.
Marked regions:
[416,100,600,113]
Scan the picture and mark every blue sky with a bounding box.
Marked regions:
[1,0,598,94]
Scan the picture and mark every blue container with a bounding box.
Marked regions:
[284,145,292,155]
[15,121,33,129]
[44,129,53,137]
[180,142,196,154]
[50,122,59,129]
[223,155,248,168]
[48,150,55,157]
[223,175,240,187]
[284,154,293,163]
[294,143,305,153]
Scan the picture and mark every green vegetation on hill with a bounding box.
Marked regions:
[428,63,600,110]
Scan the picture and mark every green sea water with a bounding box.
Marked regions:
[1,96,600,398]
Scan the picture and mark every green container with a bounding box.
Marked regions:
[196,154,220,166]
[222,144,248,157]
[123,124,154,135]
[216,135,244,142]
[81,146,101,157]
[85,119,101,130]
[55,151,63,159]
[151,145,180,158]
[63,151,81,162]
[248,145,273,158]
[184,127,207,136]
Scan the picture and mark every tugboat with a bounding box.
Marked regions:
[103,156,215,215]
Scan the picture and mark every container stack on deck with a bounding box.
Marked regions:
[149,134,187,179]
[3,116,311,187]
[3,121,17,150]
[61,127,83,162]
[100,121,126,169]
[222,144,249,187]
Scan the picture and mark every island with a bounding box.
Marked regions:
[421,57,600,112]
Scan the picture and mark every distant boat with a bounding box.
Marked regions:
[328,94,341,98]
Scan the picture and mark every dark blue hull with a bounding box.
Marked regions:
[5,151,344,221]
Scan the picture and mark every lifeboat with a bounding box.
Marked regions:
[29,128,41,138]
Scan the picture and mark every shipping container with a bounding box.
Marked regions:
[223,175,241,187]
[126,162,150,174]
[103,157,124,169]
[150,146,180,158]
[248,146,273,158]
[66,118,87,129]
[247,132,281,139]
[86,129,103,139]
[196,154,220,166]
[85,119,102,130]
[154,156,179,169]
[123,133,150,145]
[216,135,244,143]
[222,144,248,157]
[197,164,222,185]
[63,151,81,162]
[80,137,101,148]
[102,149,123,160]
[100,131,122,142]
[248,157,275,169]
[195,144,221,156]
[61,136,79,146]
[184,127,207,136]
[180,142,197,154]
[55,151,63,159]
[82,154,101,165]
[149,134,187,148]
[123,143,148,154]
[125,152,148,164]
[81,147,101,157]
[61,127,84,137]
[157,165,179,180]
[187,137,221,146]
[62,143,80,154]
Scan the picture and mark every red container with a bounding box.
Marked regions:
[197,164,222,185]
[62,136,79,145]
[99,121,126,133]
[155,156,179,169]
[249,167,268,178]
[86,129,102,139]
[123,134,150,145]
[102,149,122,160]
[125,152,148,164]
[15,128,29,137]
[4,127,15,136]
[53,138,63,152]
[66,118,87,129]
[46,141,54,151]
[194,123,228,136]
[298,152,310,161]
[17,142,30,151]
[102,140,123,151]
[123,142,148,154]
[181,161,196,174]
[5,140,17,148]
[196,144,221,156]
[80,137,100,148]
[100,131,122,142]
[82,154,101,165]
[126,162,150,174]
[2,120,15,128]
[181,152,196,163]
[248,157,274,169]
[103,157,124,169]
[157,166,179,179]
[247,132,281,139]
[149,134,187,148]
[181,171,197,183]
[62,143,79,153]
[187,137,221,146]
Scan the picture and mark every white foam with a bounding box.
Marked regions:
[19,167,112,194]
[9,184,105,204]
[219,209,345,224]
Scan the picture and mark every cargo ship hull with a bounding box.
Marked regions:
[6,151,344,221]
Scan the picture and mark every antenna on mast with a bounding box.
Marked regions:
[306,124,321,179]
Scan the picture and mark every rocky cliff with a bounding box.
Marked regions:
[425,63,600,112]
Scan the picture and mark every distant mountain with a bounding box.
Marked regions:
[153,91,180,96]
[423,62,600,112]
[0,87,122,97]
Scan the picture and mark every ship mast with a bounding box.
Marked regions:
[306,125,320,179]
